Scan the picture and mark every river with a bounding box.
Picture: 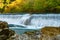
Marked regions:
[0,14,60,34]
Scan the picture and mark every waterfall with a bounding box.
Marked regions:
[0,14,60,29]
[19,14,32,25]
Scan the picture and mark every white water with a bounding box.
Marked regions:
[0,14,60,30]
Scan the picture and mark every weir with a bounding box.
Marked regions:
[0,14,60,34]
[0,14,60,29]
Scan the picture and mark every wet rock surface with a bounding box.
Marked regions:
[19,30,41,40]
[0,21,9,30]
[19,27,60,40]
[39,27,60,40]
[0,21,18,40]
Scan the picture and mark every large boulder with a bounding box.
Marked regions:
[0,29,15,40]
[0,21,19,40]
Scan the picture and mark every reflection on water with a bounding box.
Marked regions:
[0,14,60,34]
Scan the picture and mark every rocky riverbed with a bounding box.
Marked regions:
[18,27,60,40]
[0,21,60,40]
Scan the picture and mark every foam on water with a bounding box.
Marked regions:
[0,14,60,30]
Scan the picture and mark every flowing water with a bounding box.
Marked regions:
[0,14,60,34]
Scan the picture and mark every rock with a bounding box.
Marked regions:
[19,30,41,40]
[55,35,60,40]
[18,27,60,40]
[40,27,60,40]
[0,21,9,30]
[0,21,18,40]
[0,29,15,40]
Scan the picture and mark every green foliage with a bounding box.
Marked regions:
[0,0,60,13]
[10,7,23,13]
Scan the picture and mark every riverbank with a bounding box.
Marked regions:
[18,27,60,40]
